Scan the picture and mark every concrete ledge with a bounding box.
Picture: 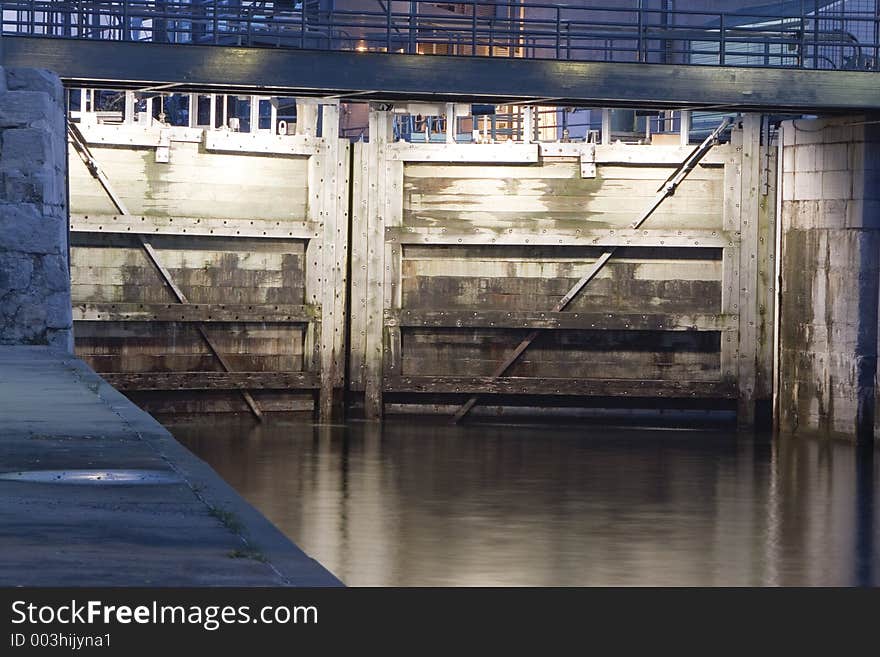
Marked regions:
[0,346,342,586]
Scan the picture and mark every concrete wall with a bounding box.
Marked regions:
[0,68,71,351]
[778,115,880,443]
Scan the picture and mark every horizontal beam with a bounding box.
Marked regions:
[74,123,323,155]
[4,36,879,111]
[101,371,320,390]
[594,144,732,166]
[204,131,322,156]
[390,143,539,163]
[70,213,319,239]
[383,376,738,398]
[73,303,317,323]
[76,123,204,146]
[391,309,737,331]
[389,227,732,248]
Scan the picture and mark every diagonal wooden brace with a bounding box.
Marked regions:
[451,117,733,423]
[68,123,264,420]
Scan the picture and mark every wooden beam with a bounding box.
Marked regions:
[363,108,393,419]
[385,376,738,398]
[316,104,350,420]
[73,303,316,323]
[388,227,732,248]
[103,371,320,391]
[204,130,323,155]
[69,213,319,240]
[391,309,738,332]
[594,143,733,166]
[737,114,763,428]
[389,142,539,163]
[349,141,368,390]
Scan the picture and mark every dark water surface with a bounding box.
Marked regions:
[167,417,879,586]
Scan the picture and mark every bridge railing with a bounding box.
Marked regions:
[1,1,878,71]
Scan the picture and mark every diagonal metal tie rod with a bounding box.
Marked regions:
[68,123,264,421]
[451,117,733,424]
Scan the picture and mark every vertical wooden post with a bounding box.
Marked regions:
[445,102,455,144]
[305,103,325,416]
[756,128,777,411]
[124,91,136,124]
[296,100,318,137]
[384,154,404,386]
[364,107,394,420]
[522,106,532,144]
[349,141,368,392]
[720,126,742,390]
[679,110,691,146]
[738,114,763,428]
[313,103,350,421]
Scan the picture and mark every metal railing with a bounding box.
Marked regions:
[1,1,878,71]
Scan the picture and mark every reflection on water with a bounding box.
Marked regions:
[167,417,879,586]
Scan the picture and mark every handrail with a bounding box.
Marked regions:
[0,0,877,71]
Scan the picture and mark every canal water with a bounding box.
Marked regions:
[167,417,879,586]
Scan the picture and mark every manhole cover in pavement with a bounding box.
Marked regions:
[0,469,182,485]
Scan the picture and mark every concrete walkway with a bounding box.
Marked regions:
[0,346,341,586]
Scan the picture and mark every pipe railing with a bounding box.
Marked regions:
[1,1,877,70]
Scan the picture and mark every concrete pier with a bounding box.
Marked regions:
[778,115,880,443]
[0,345,341,586]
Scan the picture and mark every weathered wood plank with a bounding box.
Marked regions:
[720,141,743,382]
[71,283,303,305]
[130,392,316,415]
[333,138,352,387]
[82,353,304,373]
[401,256,722,282]
[383,154,405,381]
[102,371,320,390]
[391,309,737,331]
[75,325,305,356]
[389,227,732,248]
[349,141,368,389]
[204,130,323,155]
[384,376,737,398]
[737,114,763,427]
[390,142,539,162]
[406,180,722,204]
[364,108,393,419]
[316,105,350,418]
[401,274,722,314]
[72,303,316,323]
[594,143,735,165]
[398,357,720,381]
[69,213,318,239]
[756,147,777,401]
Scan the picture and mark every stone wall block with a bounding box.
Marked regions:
[1,127,55,166]
[5,69,64,105]
[44,291,72,329]
[821,170,853,200]
[0,252,34,296]
[0,204,64,255]
[33,255,71,294]
[793,171,821,200]
[823,143,849,171]
[0,91,57,130]
[45,328,73,352]
[0,68,71,351]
